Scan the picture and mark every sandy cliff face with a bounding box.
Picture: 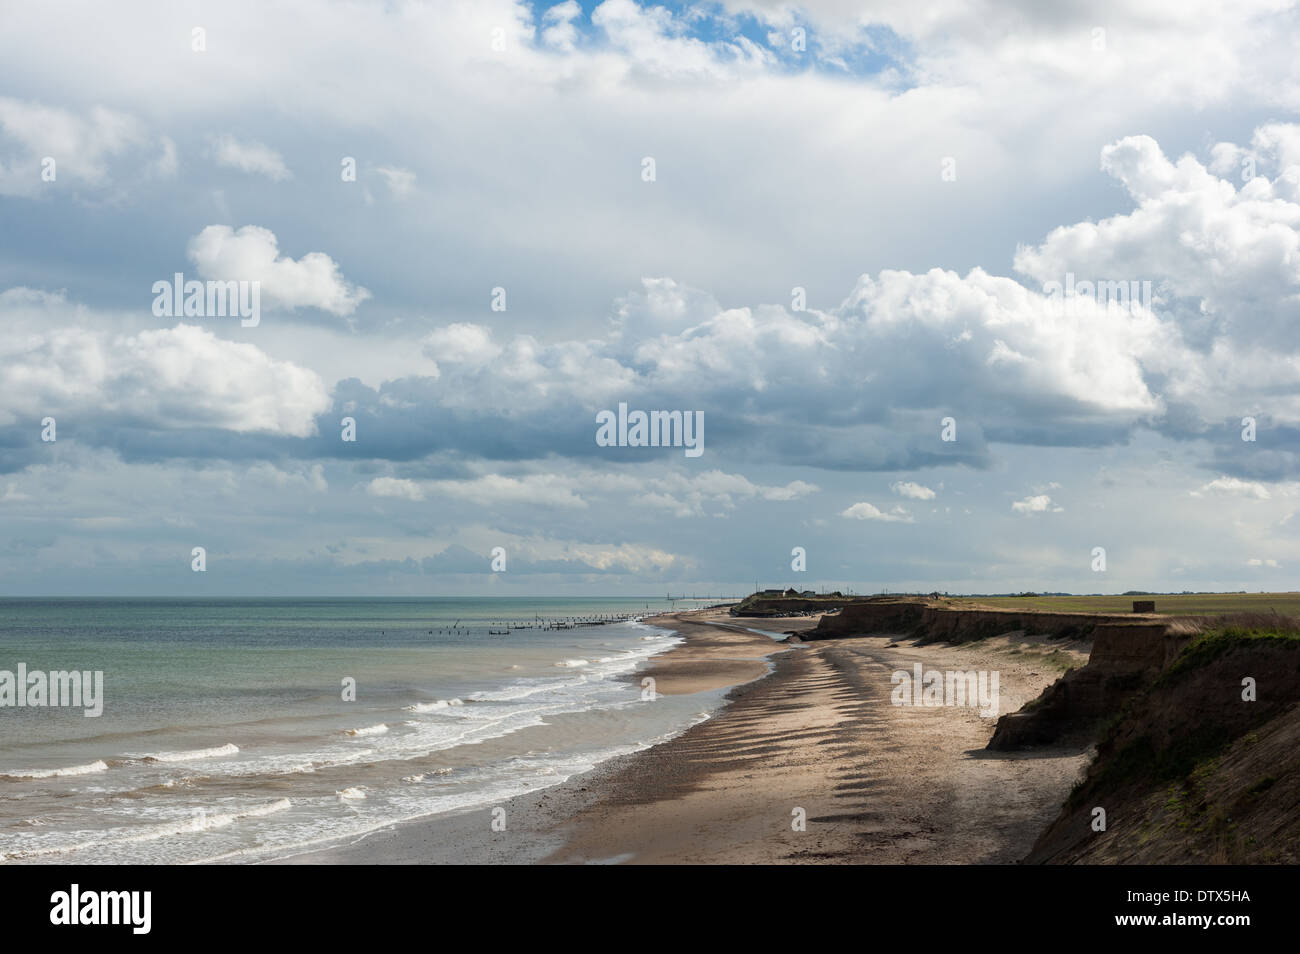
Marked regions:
[1024,634,1300,863]
[803,599,928,635]
[988,621,1191,750]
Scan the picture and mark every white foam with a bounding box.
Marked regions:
[139,743,239,763]
[403,698,462,713]
[336,787,366,800]
[0,798,292,861]
[401,769,454,782]
[343,723,389,737]
[554,658,589,668]
[1,760,109,780]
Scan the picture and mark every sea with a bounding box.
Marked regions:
[0,597,727,864]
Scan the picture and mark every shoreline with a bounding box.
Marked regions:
[269,609,1093,864]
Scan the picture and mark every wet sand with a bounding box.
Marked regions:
[272,609,1091,864]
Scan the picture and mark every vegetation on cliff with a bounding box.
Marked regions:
[1026,616,1300,863]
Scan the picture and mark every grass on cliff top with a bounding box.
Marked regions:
[1069,615,1300,808]
[1156,614,1300,686]
[965,592,1300,616]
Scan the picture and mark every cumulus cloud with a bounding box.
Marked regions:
[187,225,370,316]
[13,125,1300,482]
[209,134,292,180]
[335,257,1164,469]
[1014,129,1300,430]
[422,323,501,368]
[841,501,912,522]
[7,5,1300,593]
[0,292,330,437]
[0,97,171,196]
[1011,494,1062,514]
[891,480,936,500]
[1193,476,1272,499]
[329,125,1300,475]
[539,1,582,53]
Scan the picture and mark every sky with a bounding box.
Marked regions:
[1,0,1299,596]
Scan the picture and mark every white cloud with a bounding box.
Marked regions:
[558,541,683,574]
[366,477,425,501]
[0,96,169,196]
[1013,129,1300,426]
[891,480,936,500]
[422,323,501,367]
[0,293,330,437]
[377,125,1300,466]
[1193,476,1272,499]
[209,134,291,181]
[187,225,370,316]
[841,501,912,522]
[375,165,416,197]
[1246,557,1281,567]
[13,123,1300,476]
[425,474,588,509]
[631,470,818,516]
[1012,494,1063,514]
[540,1,582,53]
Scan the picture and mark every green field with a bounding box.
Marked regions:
[957,593,1300,617]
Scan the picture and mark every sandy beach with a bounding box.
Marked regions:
[271,608,1093,864]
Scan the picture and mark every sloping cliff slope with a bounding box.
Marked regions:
[1024,624,1300,863]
